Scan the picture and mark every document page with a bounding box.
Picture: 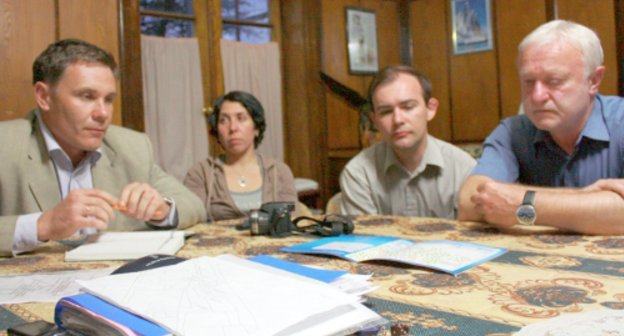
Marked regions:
[0,268,113,304]
[283,235,507,275]
[347,239,506,274]
[78,256,361,336]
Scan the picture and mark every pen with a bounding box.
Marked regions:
[113,203,164,218]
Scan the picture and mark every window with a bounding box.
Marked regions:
[140,0,195,37]
[221,0,271,44]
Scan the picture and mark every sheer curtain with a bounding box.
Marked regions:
[220,39,284,161]
[141,35,209,181]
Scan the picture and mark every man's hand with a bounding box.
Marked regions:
[470,180,524,228]
[582,179,624,199]
[37,189,117,241]
[118,182,171,221]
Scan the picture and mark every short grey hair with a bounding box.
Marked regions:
[518,20,603,77]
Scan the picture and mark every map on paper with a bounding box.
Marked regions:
[0,268,113,304]
[77,256,364,336]
[282,235,507,275]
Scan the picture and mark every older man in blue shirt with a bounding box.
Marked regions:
[458,20,624,235]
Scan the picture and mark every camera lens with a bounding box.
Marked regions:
[249,210,270,235]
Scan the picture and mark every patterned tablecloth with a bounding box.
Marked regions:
[1,215,624,335]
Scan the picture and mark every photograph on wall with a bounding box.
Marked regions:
[346,7,379,74]
[451,0,493,55]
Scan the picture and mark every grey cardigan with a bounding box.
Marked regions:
[183,155,298,222]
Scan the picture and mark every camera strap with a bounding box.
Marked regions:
[291,214,354,237]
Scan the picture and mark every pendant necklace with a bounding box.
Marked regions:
[230,163,253,188]
[238,175,247,187]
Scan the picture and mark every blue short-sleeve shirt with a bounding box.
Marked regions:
[472,95,624,187]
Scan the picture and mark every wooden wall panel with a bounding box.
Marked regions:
[495,0,547,119]
[0,0,55,121]
[361,0,401,90]
[409,0,452,141]
[618,0,624,96]
[450,50,500,141]
[322,0,362,150]
[321,0,401,151]
[281,0,327,187]
[321,0,361,92]
[58,0,122,126]
[326,89,361,149]
[557,0,618,95]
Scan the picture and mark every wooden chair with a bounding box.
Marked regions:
[295,178,321,210]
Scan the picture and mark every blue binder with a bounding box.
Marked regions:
[55,293,170,336]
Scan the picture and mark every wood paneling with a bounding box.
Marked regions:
[322,0,362,150]
[281,0,328,199]
[450,51,500,141]
[119,0,144,131]
[361,0,401,89]
[617,0,624,96]
[321,0,361,92]
[0,0,55,121]
[58,0,122,126]
[326,89,361,149]
[409,0,452,141]
[321,0,401,151]
[495,0,547,119]
[557,0,618,95]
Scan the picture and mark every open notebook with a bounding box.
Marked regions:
[65,231,185,262]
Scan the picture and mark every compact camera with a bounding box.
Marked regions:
[245,202,296,238]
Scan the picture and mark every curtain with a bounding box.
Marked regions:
[220,39,284,162]
[141,35,209,181]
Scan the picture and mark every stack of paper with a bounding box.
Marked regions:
[75,255,385,336]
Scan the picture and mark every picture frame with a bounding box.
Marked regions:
[345,7,379,74]
[451,0,493,55]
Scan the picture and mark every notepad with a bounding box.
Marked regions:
[282,235,507,275]
[65,231,185,262]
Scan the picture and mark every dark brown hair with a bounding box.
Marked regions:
[367,65,433,109]
[33,38,118,86]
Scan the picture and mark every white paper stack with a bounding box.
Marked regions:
[77,255,385,336]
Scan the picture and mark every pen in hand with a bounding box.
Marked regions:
[113,203,164,219]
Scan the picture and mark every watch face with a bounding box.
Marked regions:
[516,205,536,225]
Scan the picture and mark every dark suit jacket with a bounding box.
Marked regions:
[0,111,206,256]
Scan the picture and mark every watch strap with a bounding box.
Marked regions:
[522,190,536,206]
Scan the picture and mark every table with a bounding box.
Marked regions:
[2,216,624,335]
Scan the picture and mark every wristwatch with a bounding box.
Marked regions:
[516,190,537,226]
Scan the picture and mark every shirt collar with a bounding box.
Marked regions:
[578,95,609,142]
[383,135,444,176]
[35,110,102,166]
[533,95,609,146]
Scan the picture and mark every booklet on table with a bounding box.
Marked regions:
[282,235,506,275]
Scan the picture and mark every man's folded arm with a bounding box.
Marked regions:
[457,175,491,222]
[459,175,624,235]
[534,187,624,235]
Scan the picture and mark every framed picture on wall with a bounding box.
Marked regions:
[451,0,493,55]
[346,7,379,74]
